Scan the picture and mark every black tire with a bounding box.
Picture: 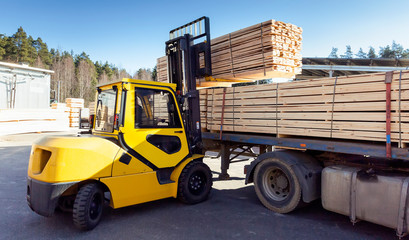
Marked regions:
[73,183,104,230]
[178,161,212,204]
[254,158,302,213]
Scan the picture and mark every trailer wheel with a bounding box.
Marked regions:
[73,183,104,230]
[254,158,302,213]
[178,161,212,204]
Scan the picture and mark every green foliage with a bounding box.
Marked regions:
[379,45,393,58]
[4,36,18,61]
[355,48,366,58]
[13,27,31,63]
[35,37,52,68]
[329,42,408,59]
[340,45,353,59]
[27,36,37,65]
[0,35,6,60]
[367,46,377,58]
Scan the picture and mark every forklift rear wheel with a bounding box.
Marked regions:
[178,161,212,204]
[254,158,302,213]
[73,183,104,230]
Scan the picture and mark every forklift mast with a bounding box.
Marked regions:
[165,17,212,154]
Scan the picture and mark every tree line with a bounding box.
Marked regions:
[329,41,409,59]
[0,27,156,105]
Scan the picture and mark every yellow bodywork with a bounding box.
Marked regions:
[28,136,121,183]
[27,78,204,209]
[101,154,201,208]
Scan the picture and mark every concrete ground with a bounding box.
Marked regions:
[0,132,402,240]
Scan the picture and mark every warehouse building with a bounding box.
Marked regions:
[0,61,54,109]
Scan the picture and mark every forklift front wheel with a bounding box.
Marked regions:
[73,183,104,230]
[178,161,212,204]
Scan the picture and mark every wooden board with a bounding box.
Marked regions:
[200,70,409,144]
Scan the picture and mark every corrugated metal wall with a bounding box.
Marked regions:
[0,64,51,109]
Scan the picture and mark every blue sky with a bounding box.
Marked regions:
[1,0,408,74]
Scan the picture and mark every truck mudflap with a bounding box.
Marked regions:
[26,177,78,217]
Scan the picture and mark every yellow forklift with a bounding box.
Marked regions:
[26,17,213,230]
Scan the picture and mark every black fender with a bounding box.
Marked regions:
[27,177,78,217]
[245,150,322,203]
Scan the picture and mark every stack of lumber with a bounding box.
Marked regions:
[66,98,84,128]
[156,19,302,84]
[201,70,409,144]
[157,56,168,83]
[200,89,209,130]
[51,103,69,112]
[89,102,95,115]
[0,109,69,136]
[210,20,302,80]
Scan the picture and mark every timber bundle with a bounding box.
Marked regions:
[157,19,302,83]
[200,70,409,144]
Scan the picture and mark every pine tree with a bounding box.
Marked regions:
[328,47,338,58]
[4,36,18,61]
[27,36,37,65]
[391,41,405,59]
[340,45,353,59]
[13,27,31,63]
[102,62,114,79]
[355,48,367,58]
[367,46,377,58]
[379,45,393,58]
[35,37,52,68]
[0,35,6,60]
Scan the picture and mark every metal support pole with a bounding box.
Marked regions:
[57,80,61,103]
[329,70,334,78]
[385,71,393,158]
[259,145,267,154]
[219,144,231,180]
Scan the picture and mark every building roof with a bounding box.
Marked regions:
[299,58,409,79]
[0,61,54,74]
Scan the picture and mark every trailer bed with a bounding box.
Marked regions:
[202,131,409,161]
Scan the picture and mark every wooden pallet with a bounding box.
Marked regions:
[200,70,409,144]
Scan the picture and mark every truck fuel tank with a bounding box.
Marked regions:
[322,165,409,237]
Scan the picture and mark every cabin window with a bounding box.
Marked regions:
[94,89,117,132]
[135,88,181,128]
